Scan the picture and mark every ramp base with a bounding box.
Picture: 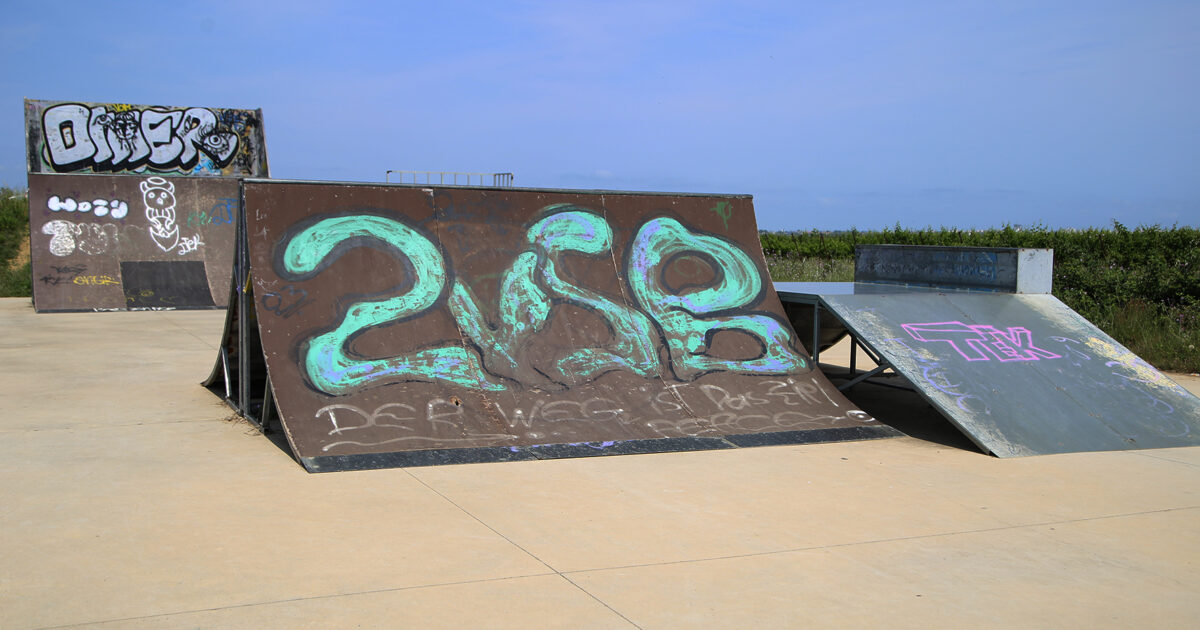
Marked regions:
[300,426,903,472]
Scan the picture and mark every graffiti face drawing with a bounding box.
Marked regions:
[141,176,180,252]
[97,111,140,153]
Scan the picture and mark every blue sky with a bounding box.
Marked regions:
[2,0,1197,231]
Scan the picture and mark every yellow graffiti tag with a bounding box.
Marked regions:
[1084,337,1184,392]
[73,275,120,286]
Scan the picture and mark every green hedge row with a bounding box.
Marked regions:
[761,223,1199,311]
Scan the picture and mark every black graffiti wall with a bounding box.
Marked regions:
[25,99,267,178]
[28,173,239,311]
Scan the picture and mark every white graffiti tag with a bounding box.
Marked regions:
[42,220,78,256]
[141,177,180,252]
[48,195,129,219]
[177,234,204,255]
[40,221,119,256]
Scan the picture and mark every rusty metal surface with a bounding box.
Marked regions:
[24,99,267,178]
[237,181,895,470]
[28,173,239,312]
[803,286,1200,456]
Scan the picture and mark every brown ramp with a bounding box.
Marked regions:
[223,180,897,471]
[28,173,240,311]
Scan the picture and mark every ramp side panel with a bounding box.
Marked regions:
[243,181,886,465]
[28,173,238,312]
[821,293,1200,456]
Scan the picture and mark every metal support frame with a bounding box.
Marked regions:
[811,301,822,365]
[803,295,906,392]
[258,374,275,433]
[233,182,272,434]
[235,197,252,425]
[219,345,232,401]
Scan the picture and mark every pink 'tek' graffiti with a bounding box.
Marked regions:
[901,321,1062,362]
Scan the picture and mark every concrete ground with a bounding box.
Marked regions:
[2,297,1198,629]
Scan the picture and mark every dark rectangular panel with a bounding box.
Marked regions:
[854,245,1052,293]
[120,261,215,308]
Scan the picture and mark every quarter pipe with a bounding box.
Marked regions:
[208,181,897,471]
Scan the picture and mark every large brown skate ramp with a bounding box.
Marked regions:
[238,180,895,471]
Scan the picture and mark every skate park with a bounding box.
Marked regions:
[5,97,1200,627]
[4,298,1200,628]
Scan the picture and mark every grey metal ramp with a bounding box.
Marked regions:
[776,282,1200,457]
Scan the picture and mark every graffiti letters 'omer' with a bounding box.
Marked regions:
[25,99,267,177]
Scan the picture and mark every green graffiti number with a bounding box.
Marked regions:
[524,207,661,382]
[628,217,807,378]
[280,215,503,395]
[278,207,807,397]
[447,206,660,386]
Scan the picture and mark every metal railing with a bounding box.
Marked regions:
[385,170,514,187]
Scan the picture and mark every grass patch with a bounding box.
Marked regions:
[1085,299,1200,373]
[765,255,853,283]
[0,188,31,299]
[0,260,31,297]
[0,188,28,264]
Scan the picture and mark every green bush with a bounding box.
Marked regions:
[0,188,28,264]
[0,261,30,298]
[0,189,30,298]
